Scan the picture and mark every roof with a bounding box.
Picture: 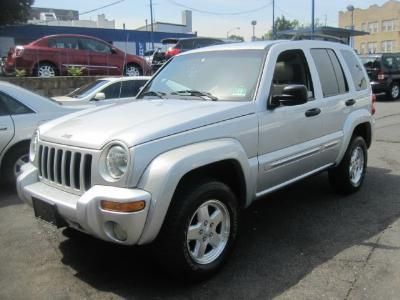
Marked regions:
[279,26,369,39]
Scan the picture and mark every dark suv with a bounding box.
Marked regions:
[360,53,400,100]
[151,37,224,71]
[3,34,151,77]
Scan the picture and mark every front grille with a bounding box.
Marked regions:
[38,144,92,194]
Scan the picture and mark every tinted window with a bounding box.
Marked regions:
[101,82,122,99]
[311,49,347,97]
[80,39,111,53]
[0,92,34,115]
[327,50,349,94]
[360,56,381,69]
[0,99,9,116]
[48,38,79,50]
[341,50,368,91]
[178,40,194,50]
[382,56,400,70]
[271,49,314,99]
[120,80,147,98]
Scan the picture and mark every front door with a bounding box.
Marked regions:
[0,100,14,156]
[257,48,325,193]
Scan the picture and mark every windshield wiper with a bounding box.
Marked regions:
[171,90,218,101]
[141,90,166,99]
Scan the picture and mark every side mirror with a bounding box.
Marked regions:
[93,92,106,101]
[270,85,308,108]
[111,47,117,54]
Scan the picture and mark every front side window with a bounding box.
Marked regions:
[138,50,265,102]
[311,49,348,97]
[271,49,314,99]
[0,92,34,115]
[0,99,9,116]
[80,39,111,54]
[101,82,123,99]
[340,50,368,91]
[120,80,147,98]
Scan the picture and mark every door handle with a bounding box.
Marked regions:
[345,99,356,106]
[0,127,8,131]
[305,108,321,117]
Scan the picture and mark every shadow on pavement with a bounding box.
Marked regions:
[58,166,400,299]
[0,184,21,209]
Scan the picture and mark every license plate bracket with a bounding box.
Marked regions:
[32,198,67,228]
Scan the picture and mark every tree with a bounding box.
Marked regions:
[0,0,35,26]
[264,16,300,40]
[228,34,244,42]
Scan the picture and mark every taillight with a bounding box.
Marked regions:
[12,46,24,58]
[377,72,385,80]
[371,94,376,115]
[165,47,181,58]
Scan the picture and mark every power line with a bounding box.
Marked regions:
[79,0,125,16]
[165,0,273,16]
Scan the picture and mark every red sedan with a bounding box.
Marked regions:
[3,34,151,77]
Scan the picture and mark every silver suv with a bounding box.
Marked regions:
[18,40,375,280]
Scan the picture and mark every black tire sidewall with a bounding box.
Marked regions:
[157,180,239,279]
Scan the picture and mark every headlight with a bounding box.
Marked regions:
[29,131,39,162]
[105,145,129,180]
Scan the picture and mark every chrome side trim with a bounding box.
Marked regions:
[256,163,333,198]
[62,64,119,69]
[268,147,321,170]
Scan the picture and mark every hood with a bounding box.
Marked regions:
[39,99,255,149]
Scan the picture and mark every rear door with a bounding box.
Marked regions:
[0,96,14,156]
[79,38,115,75]
[47,37,82,75]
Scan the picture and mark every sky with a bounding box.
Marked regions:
[33,0,389,40]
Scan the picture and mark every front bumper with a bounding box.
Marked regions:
[17,164,151,245]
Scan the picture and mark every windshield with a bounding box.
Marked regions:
[360,56,381,69]
[68,80,109,98]
[138,50,265,102]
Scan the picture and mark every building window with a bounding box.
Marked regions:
[382,20,396,32]
[368,42,378,54]
[361,23,367,32]
[360,43,366,54]
[381,40,395,53]
[368,22,379,33]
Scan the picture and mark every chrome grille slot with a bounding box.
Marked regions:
[38,143,93,195]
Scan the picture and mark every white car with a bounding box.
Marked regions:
[53,76,151,105]
[0,81,80,184]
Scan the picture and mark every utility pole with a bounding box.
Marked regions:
[272,0,275,39]
[311,0,315,37]
[150,0,154,49]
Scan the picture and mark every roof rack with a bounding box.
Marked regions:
[290,33,346,44]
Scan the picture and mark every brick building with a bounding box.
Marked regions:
[339,0,400,54]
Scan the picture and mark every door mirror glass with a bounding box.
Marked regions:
[271,85,308,108]
[93,92,106,101]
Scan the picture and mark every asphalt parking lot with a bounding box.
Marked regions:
[1,99,400,299]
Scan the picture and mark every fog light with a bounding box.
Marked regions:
[100,200,145,213]
[111,222,127,241]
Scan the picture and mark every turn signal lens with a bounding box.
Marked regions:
[371,94,376,115]
[100,200,146,213]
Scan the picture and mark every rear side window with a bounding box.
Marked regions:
[120,80,146,98]
[311,49,349,97]
[48,38,79,50]
[0,92,34,115]
[340,50,368,91]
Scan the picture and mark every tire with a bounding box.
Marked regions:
[154,179,239,281]
[124,64,142,76]
[1,145,30,186]
[387,82,400,100]
[329,136,368,195]
[35,62,57,77]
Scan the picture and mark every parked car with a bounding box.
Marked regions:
[360,53,400,100]
[3,34,151,77]
[151,37,225,72]
[53,76,151,105]
[18,40,375,280]
[0,81,81,185]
